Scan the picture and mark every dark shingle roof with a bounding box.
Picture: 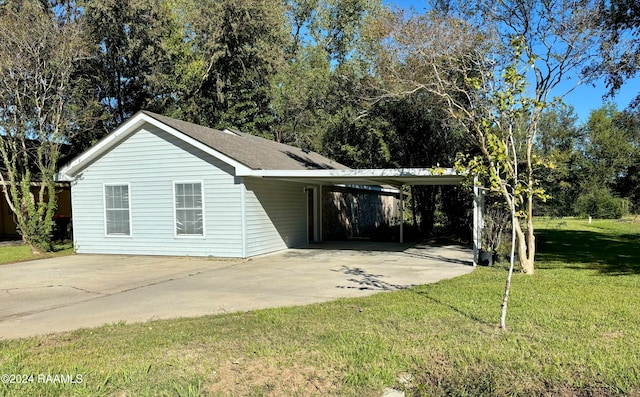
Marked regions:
[142,111,348,171]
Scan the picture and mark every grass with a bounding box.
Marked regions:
[0,241,74,266]
[536,216,640,275]
[0,218,639,396]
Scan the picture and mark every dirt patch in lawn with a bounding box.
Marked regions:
[205,358,341,396]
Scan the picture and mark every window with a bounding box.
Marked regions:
[174,182,204,236]
[104,184,131,236]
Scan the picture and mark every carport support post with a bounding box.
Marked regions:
[399,185,404,244]
[472,176,484,266]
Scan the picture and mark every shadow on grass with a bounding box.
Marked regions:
[536,228,640,275]
[413,290,494,327]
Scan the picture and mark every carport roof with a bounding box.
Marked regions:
[239,168,465,187]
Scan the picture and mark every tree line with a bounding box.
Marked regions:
[0,0,638,271]
[538,103,640,219]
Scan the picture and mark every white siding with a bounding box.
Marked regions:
[244,178,308,256]
[71,125,244,257]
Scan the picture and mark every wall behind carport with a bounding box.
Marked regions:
[322,186,401,241]
[243,178,308,257]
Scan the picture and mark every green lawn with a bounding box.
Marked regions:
[0,242,74,266]
[1,219,639,396]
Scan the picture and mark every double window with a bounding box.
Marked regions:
[174,182,204,236]
[104,184,131,236]
[103,182,204,237]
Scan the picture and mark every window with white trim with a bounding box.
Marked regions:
[104,184,131,236]
[174,182,204,236]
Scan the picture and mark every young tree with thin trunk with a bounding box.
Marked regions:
[0,1,88,252]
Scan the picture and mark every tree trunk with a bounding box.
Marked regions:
[501,184,535,275]
[420,187,437,236]
[524,211,536,274]
[511,222,533,274]
[410,186,419,232]
[30,244,43,255]
[500,210,517,329]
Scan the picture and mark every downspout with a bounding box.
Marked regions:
[472,176,483,266]
[399,185,404,244]
[317,185,323,242]
[240,178,247,258]
[70,179,78,252]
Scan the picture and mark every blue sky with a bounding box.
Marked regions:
[381,0,639,123]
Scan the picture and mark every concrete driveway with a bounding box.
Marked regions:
[0,242,473,339]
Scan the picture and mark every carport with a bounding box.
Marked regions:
[239,167,483,265]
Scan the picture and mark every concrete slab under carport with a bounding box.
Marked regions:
[0,242,473,340]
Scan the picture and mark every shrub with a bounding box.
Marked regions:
[574,189,626,219]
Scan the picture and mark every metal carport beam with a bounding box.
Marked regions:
[239,167,466,187]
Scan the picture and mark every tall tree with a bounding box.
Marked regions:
[612,108,640,211]
[578,104,640,216]
[0,0,89,251]
[273,0,387,149]
[287,0,384,62]
[270,46,333,149]
[535,104,585,217]
[321,102,394,168]
[582,104,634,190]
[85,0,174,130]
[369,0,604,277]
[595,0,640,108]
[167,0,288,136]
[381,94,469,235]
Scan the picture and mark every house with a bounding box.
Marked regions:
[59,111,473,258]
